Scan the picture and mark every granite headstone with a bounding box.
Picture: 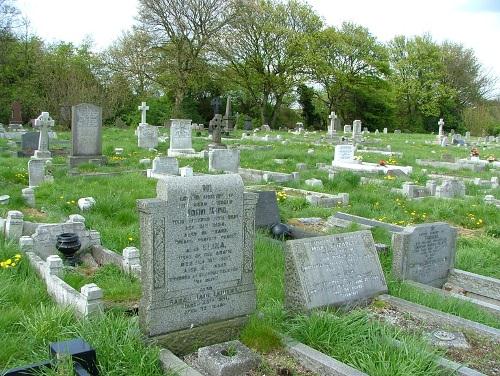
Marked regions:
[392,222,457,287]
[137,174,258,354]
[285,230,387,312]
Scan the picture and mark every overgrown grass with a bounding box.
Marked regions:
[0,237,171,375]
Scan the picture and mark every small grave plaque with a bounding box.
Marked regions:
[285,230,387,312]
[392,222,457,287]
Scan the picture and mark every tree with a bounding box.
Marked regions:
[138,0,233,116]
[306,23,392,129]
[0,0,20,34]
[218,0,322,128]
[297,84,321,128]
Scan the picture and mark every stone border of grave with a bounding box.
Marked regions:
[405,280,499,317]
[281,187,349,207]
[22,251,103,317]
[238,167,299,183]
[90,244,141,279]
[377,294,500,343]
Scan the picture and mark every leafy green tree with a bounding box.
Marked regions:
[218,0,322,128]
[297,84,321,128]
[307,23,392,129]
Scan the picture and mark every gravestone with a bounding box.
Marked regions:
[435,179,465,198]
[208,114,226,150]
[33,111,54,159]
[150,156,179,176]
[208,149,240,173]
[167,119,195,156]
[383,128,388,134]
[327,111,337,137]
[222,96,234,131]
[248,190,280,229]
[392,223,457,287]
[343,124,352,133]
[243,116,252,131]
[137,124,159,149]
[9,101,23,130]
[28,158,50,187]
[69,104,105,167]
[285,230,387,312]
[137,175,258,354]
[21,132,40,156]
[333,144,355,163]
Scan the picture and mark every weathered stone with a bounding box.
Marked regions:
[392,223,457,288]
[435,179,466,198]
[137,124,159,149]
[197,340,260,376]
[209,149,240,173]
[248,190,280,229]
[69,103,105,167]
[285,231,387,312]
[137,175,257,353]
[150,156,179,176]
[168,119,195,156]
[21,132,40,156]
[334,145,355,163]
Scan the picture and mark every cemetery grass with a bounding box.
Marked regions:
[0,237,172,376]
[1,128,499,374]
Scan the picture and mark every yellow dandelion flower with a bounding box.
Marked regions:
[128,237,133,241]
[11,263,16,267]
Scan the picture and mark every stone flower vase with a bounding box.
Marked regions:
[56,233,81,266]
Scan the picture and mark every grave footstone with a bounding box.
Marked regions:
[137,175,258,354]
[69,104,105,167]
[392,223,457,287]
[285,231,387,312]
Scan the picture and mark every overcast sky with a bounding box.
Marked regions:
[17,0,500,95]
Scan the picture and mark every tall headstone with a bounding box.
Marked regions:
[243,116,253,131]
[222,96,234,131]
[167,119,195,156]
[137,175,258,354]
[383,128,388,134]
[328,111,337,137]
[437,118,445,142]
[392,223,457,287]
[8,101,23,130]
[208,114,226,150]
[33,112,54,159]
[285,231,387,312]
[69,103,105,167]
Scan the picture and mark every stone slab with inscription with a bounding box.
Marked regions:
[285,230,387,312]
[137,174,258,354]
[392,222,457,288]
[333,145,355,163]
[168,119,196,156]
[69,103,105,167]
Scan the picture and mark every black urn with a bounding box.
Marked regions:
[56,233,81,266]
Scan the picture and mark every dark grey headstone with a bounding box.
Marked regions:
[392,222,457,288]
[21,132,40,156]
[252,190,280,228]
[285,230,387,312]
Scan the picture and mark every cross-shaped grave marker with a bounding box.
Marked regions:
[138,102,149,124]
[34,111,54,158]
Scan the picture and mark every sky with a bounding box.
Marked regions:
[16,0,500,94]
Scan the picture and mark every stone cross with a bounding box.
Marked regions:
[328,111,337,128]
[138,102,149,124]
[438,118,444,136]
[34,112,54,158]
